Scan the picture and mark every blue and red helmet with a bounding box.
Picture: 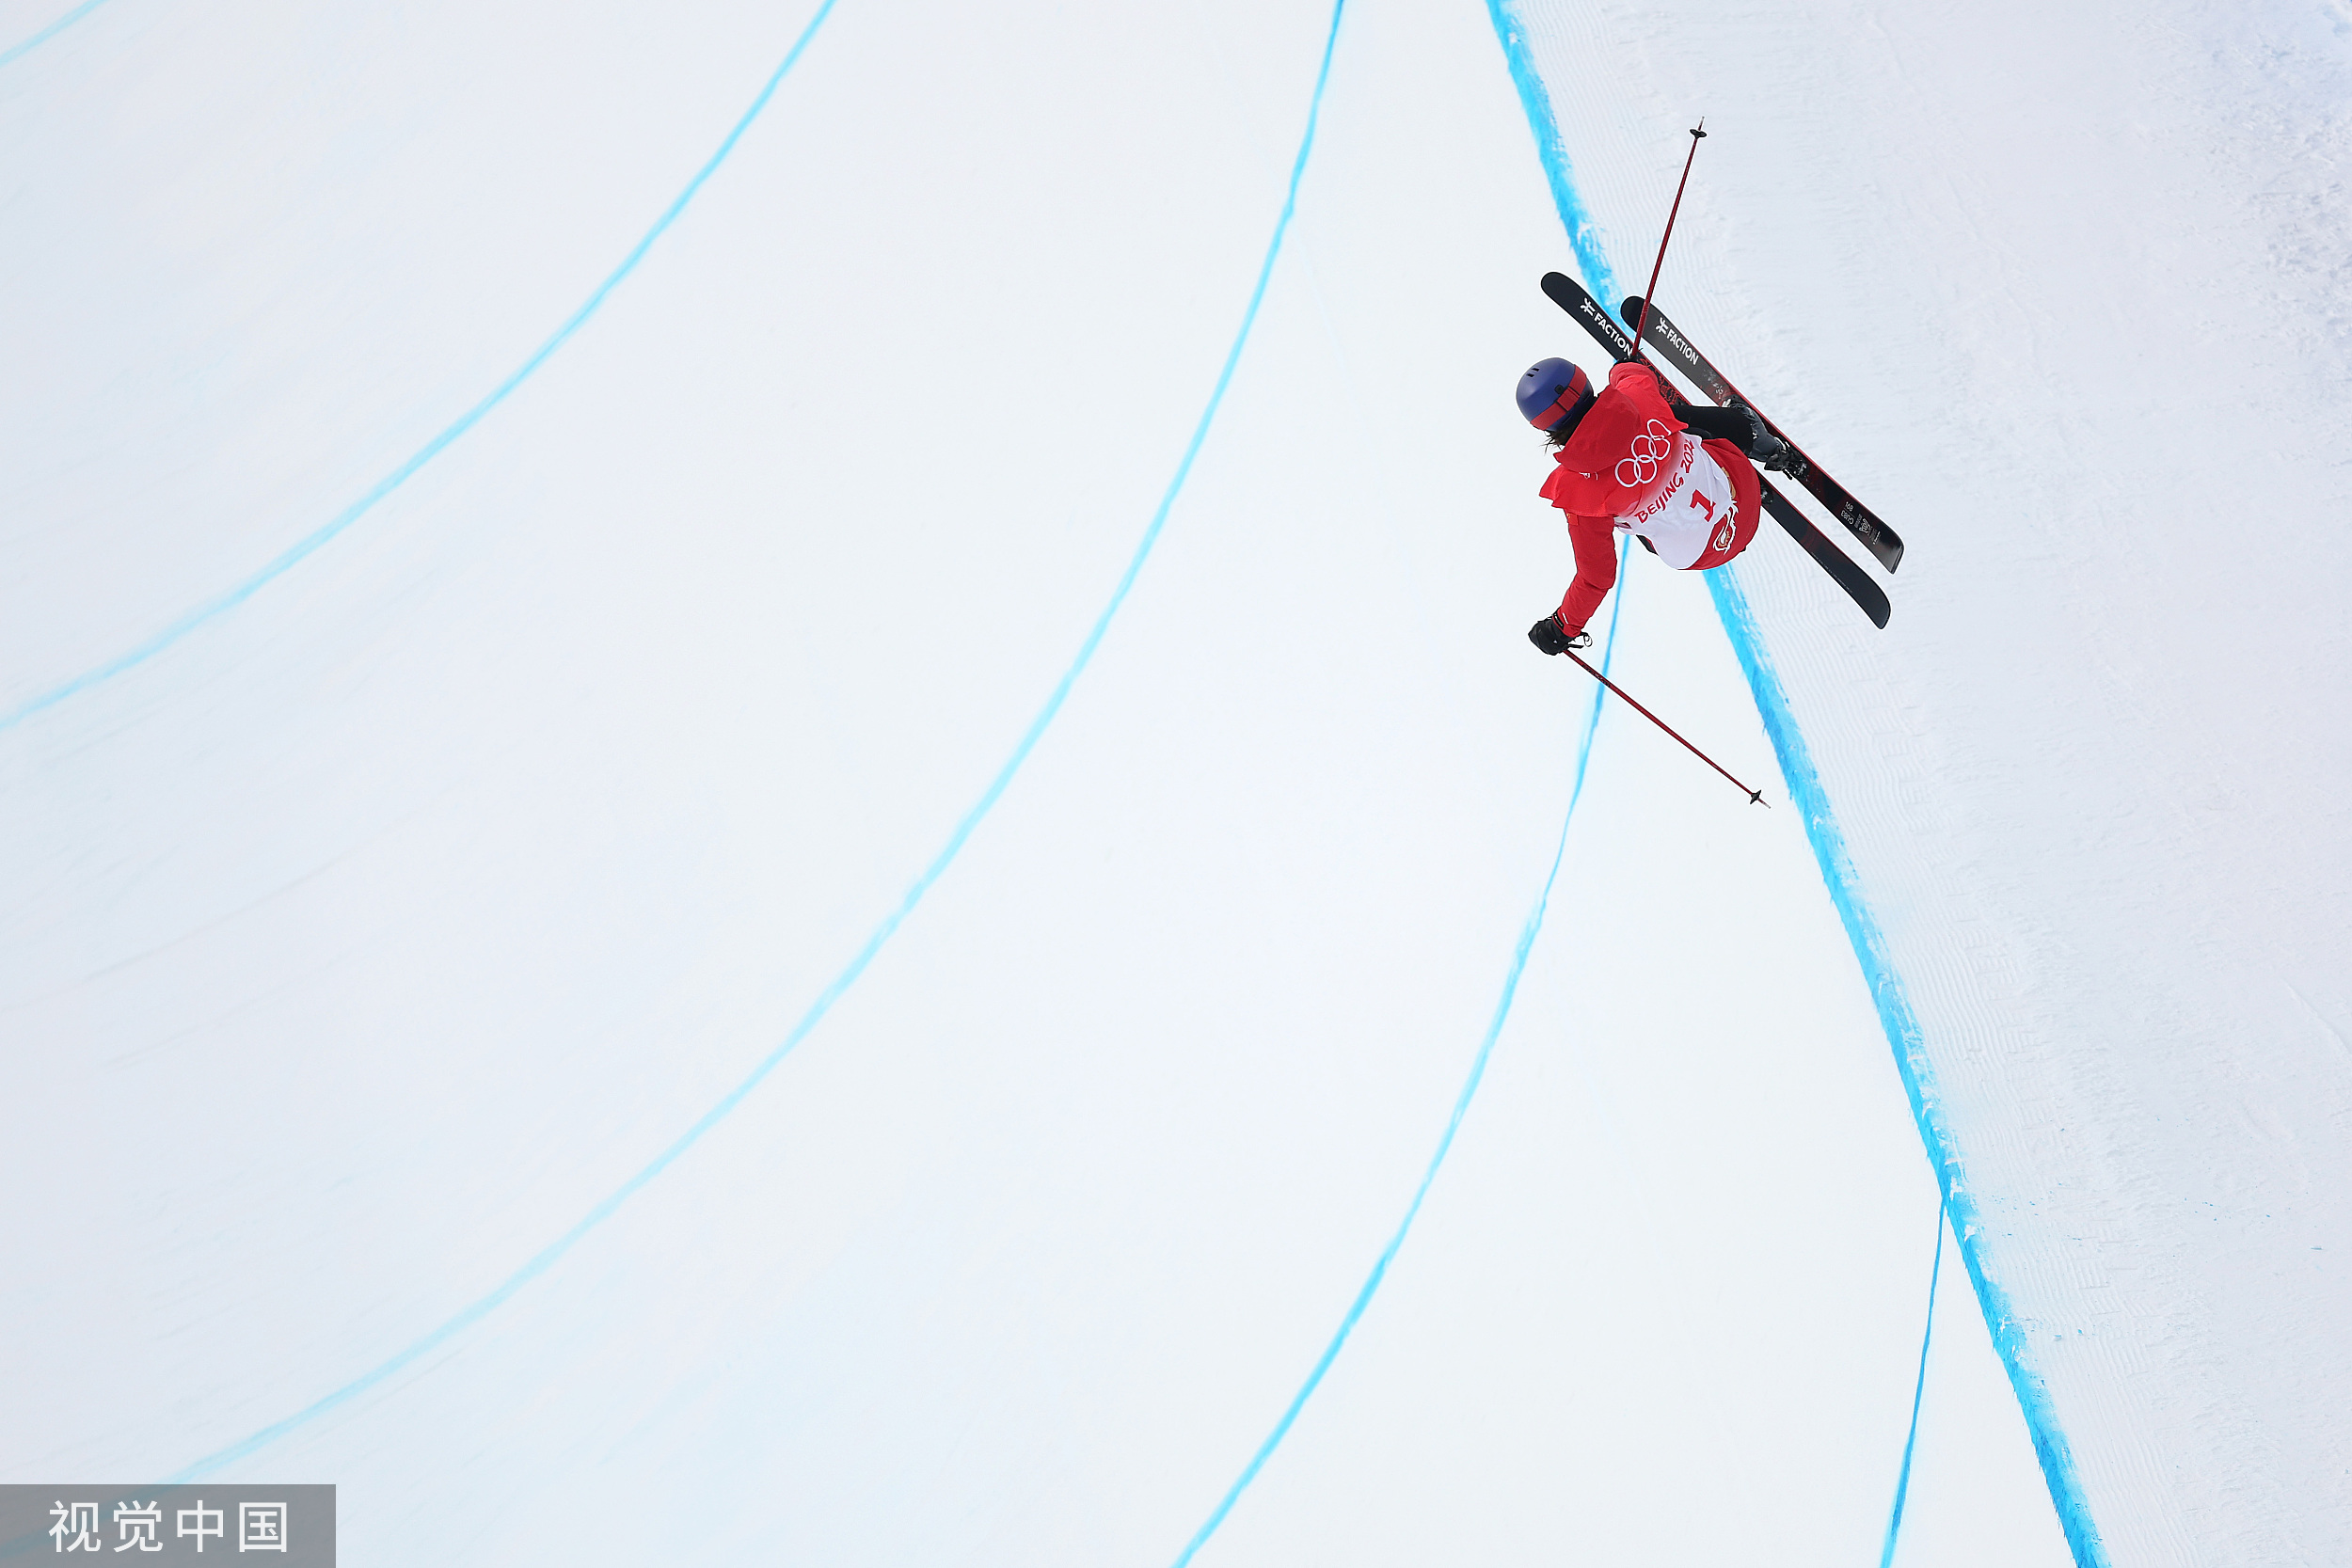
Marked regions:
[1517,356,1595,436]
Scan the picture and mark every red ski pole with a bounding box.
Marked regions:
[1629,120,1707,361]
[1564,649,1767,806]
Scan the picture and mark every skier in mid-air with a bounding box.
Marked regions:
[1516,356,1789,654]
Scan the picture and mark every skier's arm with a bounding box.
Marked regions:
[1553,513,1619,635]
[1606,359,1678,410]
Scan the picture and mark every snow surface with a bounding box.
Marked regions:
[1498,2,2352,1561]
[1,0,2343,1564]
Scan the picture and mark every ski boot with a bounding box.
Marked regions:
[1730,400,1797,474]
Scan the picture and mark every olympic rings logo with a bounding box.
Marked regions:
[1614,420,1676,488]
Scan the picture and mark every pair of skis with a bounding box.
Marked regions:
[1538,271,1899,628]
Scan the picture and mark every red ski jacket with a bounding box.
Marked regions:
[1538,362,1756,633]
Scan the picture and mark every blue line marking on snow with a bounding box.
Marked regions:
[1705,572,2108,1568]
[1168,546,1626,1568]
[1482,0,1617,302]
[160,0,1350,1482]
[1881,1195,1947,1568]
[0,0,841,736]
[1483,5,2108,1564]
[0,0,110,70]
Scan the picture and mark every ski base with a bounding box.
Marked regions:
[1759,479,1891,627]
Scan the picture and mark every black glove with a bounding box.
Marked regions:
[1528,616,1592,656]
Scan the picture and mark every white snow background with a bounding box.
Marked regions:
[2,0,2344,1564]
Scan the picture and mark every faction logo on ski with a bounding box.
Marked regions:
[1570,293,1631,354]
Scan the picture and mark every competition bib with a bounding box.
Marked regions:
[1614,428,1746,570]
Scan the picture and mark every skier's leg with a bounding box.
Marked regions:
[1672,404,1750,443]
[1674,401,1791,470]
[1693,439,1763,562]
